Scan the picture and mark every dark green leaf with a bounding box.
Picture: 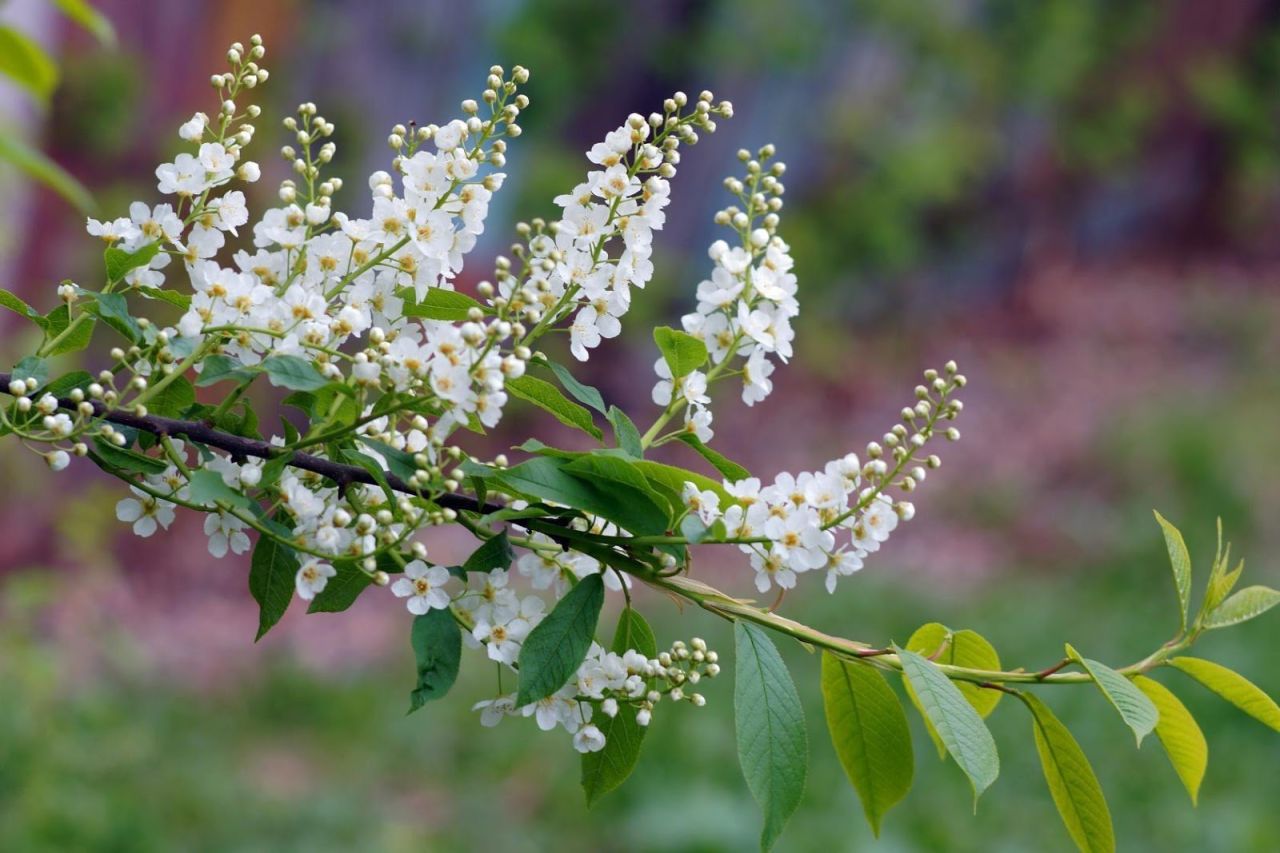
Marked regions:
[357,437,419,484]
[90,436,168,476]
[675,433,750,481]
[735,621,807,851]
[653,325,707,379]
[461,530,515,574]
[507,374,603,440]
[308,560,374,614]
[542,358,607,414]
[515,574,604,706]
[12,356,48,387]
[262,354,328,391]
[145,376,195,418]
[92,292,142,342]
[249,534,299,640]
[43,312,95,356]
[195,354,258,387]
[495,456,669,536]
[187,468,253,510]
[408,606,463,712]
[821,652,913,837]
[43,370,92,398]
[581,607,658,807]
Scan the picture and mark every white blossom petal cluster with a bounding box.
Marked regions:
[683,363,966,594]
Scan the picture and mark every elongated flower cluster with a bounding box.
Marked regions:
[683,363,965,594]
[650,147,793,443]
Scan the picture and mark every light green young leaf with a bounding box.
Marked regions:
[408,606,462,712]
[675,432,750,481]
[1203,585,1280,630]
[52,0,117,45]
[506,374,603,440]
[262,354,329,391]
[903,623,1002,758]
[0,132,94,213]
[734,621,807,852]
[1169,657,1280,732]
[0,25,58,102]
[607,405,643,457]
[1153,510,1192,632]
[820,653,913,837]
[249,534,299,640]
[541,358,607,414]
[1132,675,1207,805]
[186,468,253,511]
[581,607,658,807]
[515,574,604,706]
[1065,644,1158,747]
[1022,693,1116,853]
[400,287,486,321]
[653,325,707,379]
[896,646,999,803]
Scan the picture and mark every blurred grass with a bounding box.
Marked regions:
[2,536,1276,852]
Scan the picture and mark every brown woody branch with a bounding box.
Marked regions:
[0,371,495,514]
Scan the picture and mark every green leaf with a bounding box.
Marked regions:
[0,288,41,324]
[581,607,658,807]
[896,646,999,802]
[104,241,161,283]
[903,623,1003,758]
[146,376,195,418]
[734,621,807,851]
[13,355,48,387]
[262,354,328,391]
[607,405,643,457]
[632,459,735,508]
[1132,676,1207,805]
[52,0,117,46]
[1153,510,1192,632]
[0,131,94,213]
[249,535,299,640]
[461,530,514,574]
[562,454,673,530]
[43,370,92,398]
[92,292,142,342]
[408,606,462,712]
[542,358,607,414]
[0,25,57,102]
[515,574,604,706]
[495,456,670,536]
[308,560,374,614]
[1203,585,1280,630]
[1169,657,1280,732]
[195,354,258,387]
[401,287,485,321]
[506,374,603,440]
[675,433,750,481]
[653,325,708,379]
[136,286,191,310]
[1022,693,1116,853]
[1065,644,1158,747]
[89,437,168,476]
[357,437,419,484]
[43,312,95,356]
[820,653,913,836]
[187,468,253,511]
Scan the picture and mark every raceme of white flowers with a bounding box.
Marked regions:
[1,36,963,754]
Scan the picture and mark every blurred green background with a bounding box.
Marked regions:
[1,0,1278,850]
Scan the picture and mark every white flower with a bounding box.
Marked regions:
[295,559,337,600]
[573,723,607,753]
[391,561,452,614]
[472,594,543,665]
[204,511,250,558]
[750,547,796,594]
[178,112,207,142]
[473,695,518,727]
[682,482,721,525]
[115,487,176,537]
